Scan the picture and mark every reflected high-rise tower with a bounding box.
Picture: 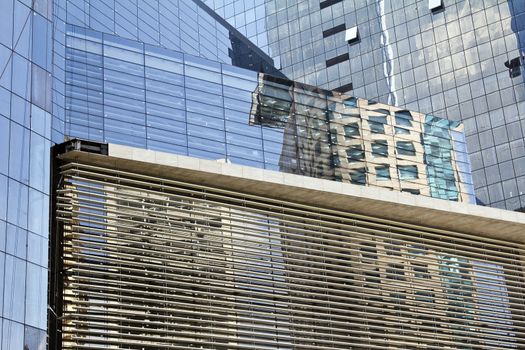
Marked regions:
[203,0,525,211]
[1,0,525,349]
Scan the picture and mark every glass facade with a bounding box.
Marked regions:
[63,26,474,202]
[50,147,525,349]
[0,0,52,348]
[203,0,525,211]
[0,0,520,347]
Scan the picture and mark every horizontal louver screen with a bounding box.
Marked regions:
[55,162,525,349]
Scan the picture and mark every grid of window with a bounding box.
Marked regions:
[59,0,277,77]
[0,0,51,348]
[203,0,525,210]
[64,28,474,203]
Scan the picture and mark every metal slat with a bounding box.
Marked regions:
[55,163,525,349]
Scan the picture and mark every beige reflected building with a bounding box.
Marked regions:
[49,141,525,349]
[249,74,474,203]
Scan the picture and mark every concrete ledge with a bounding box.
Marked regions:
[57,143,525,243]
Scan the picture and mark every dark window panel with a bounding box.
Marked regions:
[320,0,343,10]
[326,53,349,67]
[322,24,346,38]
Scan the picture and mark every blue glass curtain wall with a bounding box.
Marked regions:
[0,0,51,348]
[64,25,475,203]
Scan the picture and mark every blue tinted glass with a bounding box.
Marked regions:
[376,166,391,180]
[145,48,183,73]
[145,67,184,85]
[184,76,222,95]
[24,326,47,350]
[223,86,253,102]
[25,263,47,329]
[13,1,31,57]
[0,44,10,81]
[184,65,221,83]
[104,130,146,148]
[32,12,49,69]
[0,175,7,221]
[146,79,184,97]
[27,231,47,267]
[3,255,26,323]
[5,223,27,259]
[28,189,48,237]
[187,112,225,131]
[0,115,8,176]
[0,220,5,252]
[222,74,258,91]
[186,101,223,119]
[185,88,222,106]
[11,93,30,127]
[9,122,30,184]
[7,179,28,229]
[146,103,185,121]
[0,0,13,47]
[104,57,144,75]
[0,52,12,89]
[2,319,24,349]
[399,165,419,180]
[104,45,144,64]
[30,105,51,139]
[227,144,263,162]
[148,140,187,155]
[0,87,10,118]
[11,54,31,99]
[104,69,142,88]
[148,127,187,147]
[146,91,184,109]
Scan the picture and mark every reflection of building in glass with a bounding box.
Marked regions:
[63,28,474,203]
[202,0,525,211]
[51,141,525,349]
[5,0,525,348]
[249,75,475,202]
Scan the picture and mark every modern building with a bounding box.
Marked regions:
[0,0,523,348]
[63,26,474,202]
[49,140,525,349]
[202,0,525,211]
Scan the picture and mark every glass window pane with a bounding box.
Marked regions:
[2,319,23,350]
[30,133,50,194]
[376,166,391,180]
[0,0,13,47]
[30,105,51,139]
[27,231,47,267]
[0,220,5,252]
[9,122,30,184]
[3,255,26,323]
[0,115,8,175]
[0,174,7,221]
[5,223,26,259]
[0,87,10,118]
[12,53,31,100]
[346,145,364,163]
[399,165,419,180]
[32,12,49,69]
[397,141,416,156]
[11,90,30,127]
[372,141,388,157]
[25,263,47,329]
[368,116,387,134]
[344,123,360,138]
[350,168,366,185]
[7,179,28,229]
[28,189,48,237]
[24,326,46,350]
